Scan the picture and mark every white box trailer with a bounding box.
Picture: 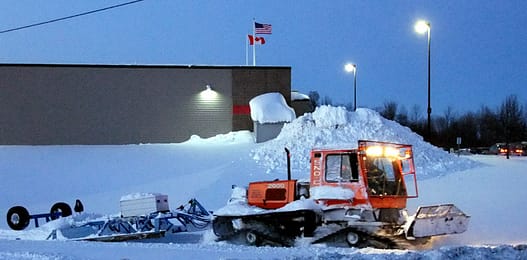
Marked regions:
[120,193,170,217]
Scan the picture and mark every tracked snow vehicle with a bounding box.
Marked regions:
[213,140,470,248]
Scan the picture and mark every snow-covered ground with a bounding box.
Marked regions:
[0,106,526,259]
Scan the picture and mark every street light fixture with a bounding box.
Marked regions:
[414,20,430,34]
[344,63,357,111]
[415,20,431,141]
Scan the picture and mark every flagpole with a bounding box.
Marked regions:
[245,33,248,66]
[252,18,256,66]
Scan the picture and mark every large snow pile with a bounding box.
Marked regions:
[252,106,480,179]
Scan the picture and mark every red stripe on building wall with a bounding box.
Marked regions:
[233,105,251,115]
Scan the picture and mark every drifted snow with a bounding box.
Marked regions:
[186,130,254,144]
[252,106,480,179]
[249,92,296,123]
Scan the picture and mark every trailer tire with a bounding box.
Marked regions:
[6,206,30,230]
[50,202,72,220]
[245,231,259,245]
[346,231,360,245]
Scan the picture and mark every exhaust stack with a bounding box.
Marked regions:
[285,148,291,181]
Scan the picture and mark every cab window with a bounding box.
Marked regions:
[325,154,359,182]
[366,157,406,196]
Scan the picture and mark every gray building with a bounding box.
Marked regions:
[0,64,291,145]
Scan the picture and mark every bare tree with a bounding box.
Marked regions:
[308,91,320,108]
[443,106,456,130]
[362,96,525,149]
[320,96,333,106]
[477,105,499,146]
[455,112,479,148]
[410,104,423,123]
[396,105,409,126]
[435,107,456,138]
[407,104,426,139]
[498,95,524,159]
[380,101,397,120]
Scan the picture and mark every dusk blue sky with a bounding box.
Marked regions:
[1,1,526,117]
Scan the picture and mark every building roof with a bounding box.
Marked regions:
[0,63,291,70]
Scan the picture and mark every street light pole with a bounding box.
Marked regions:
[353,65,357,111]
[415,20,431,141]
[345,63,357,111]
[426,23,431,142]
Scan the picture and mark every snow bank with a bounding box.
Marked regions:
[184,130,254,145]
[249,92,296,123]
[252,106,480,179]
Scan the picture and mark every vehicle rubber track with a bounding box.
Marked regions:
[213,211,430,249]
[242,221,296,246]
[311,226,399,249]
[213,209,318,247]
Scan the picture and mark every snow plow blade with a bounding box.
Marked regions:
[407,204,470,238]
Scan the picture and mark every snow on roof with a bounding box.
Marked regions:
[249,92,296,123]
[215,186,323,216]
[291,91,310,101]
[120,192,165,201]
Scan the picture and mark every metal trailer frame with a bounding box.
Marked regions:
[47,198,212,241]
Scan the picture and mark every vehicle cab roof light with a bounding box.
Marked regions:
[364,146,410,158]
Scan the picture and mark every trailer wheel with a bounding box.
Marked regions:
[346,231,360,246]
[49,202,72,220]
[245,231,259,245]
[6,206,30,230]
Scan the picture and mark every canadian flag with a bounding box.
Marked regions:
[248,35,265,45]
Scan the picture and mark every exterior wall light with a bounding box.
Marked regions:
[200,84,218,100]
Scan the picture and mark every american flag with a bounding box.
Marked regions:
[255,22,272,34]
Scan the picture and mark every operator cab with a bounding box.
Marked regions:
[310,140,418,209]
[359,140,418,209]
